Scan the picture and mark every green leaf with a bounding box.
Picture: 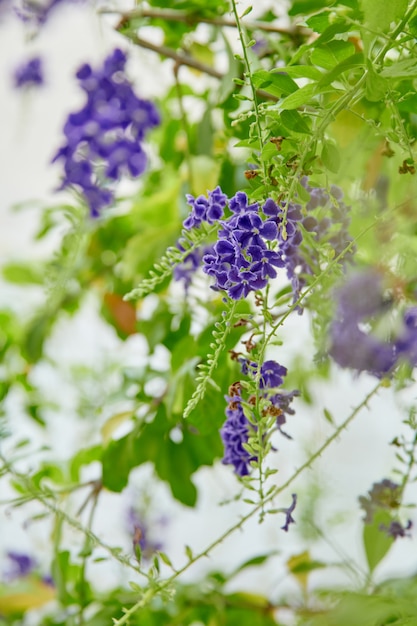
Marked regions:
[321,141,340,173]
[317,52,364,87]
[158,552,173,568]
[231,552,278,577]
[288,0,332,16]
[280,82,317,110]
[381,58,417,79]
[366,63,388,102]
[252,70,299,98]
[2,263,44,285]
[323,408,334,424]
[360,0,408,34]
[360,0,408,52]
[102,404,222,506]
[363,509,395,573]
[23,314,54,363]
[310,40,356,71]
[306,12,331,33]
[70,445,102,482]
[280,109,311,134]
[273,65,322,80]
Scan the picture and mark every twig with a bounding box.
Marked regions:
[106,7,308,39]
[122,33,223,79]
[119,30,278,101]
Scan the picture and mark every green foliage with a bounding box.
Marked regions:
[363,509,395,573]
[3,0,417,624]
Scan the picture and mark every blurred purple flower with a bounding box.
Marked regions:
[53,48,160,216]
[127,507,164,561]
[329,270,417,376]
[380,519,412,539]
[4,551,37,580]
[13,56,44,88]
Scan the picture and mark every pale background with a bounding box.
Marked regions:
[0,1,416,623]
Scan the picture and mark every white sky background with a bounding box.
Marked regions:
[1,0,417,621]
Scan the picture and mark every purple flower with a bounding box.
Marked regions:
[183,186,227,229]
[380,519,412,539]
[220,388,256,476]
[53,48,160,216]
[13,56,44,89]
[260,360,287,389]
[281,493,297,531]
[4,552,37,580]
[229,191,258,216]
[173,244,214,291]
[127,508,164,561]
[329,320,396,377]
[327,271,417,377]
[233,213,278,249]
[334,271,388,323]
[396,307,417,366]
[270,388,300,438]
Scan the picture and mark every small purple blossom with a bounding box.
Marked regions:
[220,387,256,476]
[271,388,300,438]
[4,551,37,580]
[13,56,44,89]
[183,186,227,229]
[53,48,160,216]
[380,519,412,539]
[173,245,214,291]
[281,493,297,532]
[127,507,164,561]
[260,360,287,389]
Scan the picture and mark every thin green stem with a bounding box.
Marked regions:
[230,0,267,182]
[114,381,382,624]
[78,491,100,625]
[0,457,151,582]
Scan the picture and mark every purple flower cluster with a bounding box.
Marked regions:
[180,181,353,304]
[221,360,299,476]
[202,193,285,300]
[329,270,417,377]
[220,385,256,477]
[183,186,228,229]
[53,48,160,216]
[302,179,353,257]
[13,56,44,89]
